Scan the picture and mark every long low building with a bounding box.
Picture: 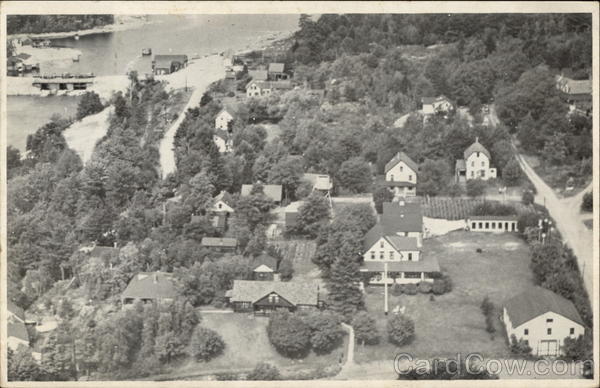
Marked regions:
[227,280,321,315]
[467,215,518,233]
[33,76,94,91]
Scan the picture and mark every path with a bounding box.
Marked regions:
[514,151,593,297]
[63,106,114,164]
[158,55,224,177]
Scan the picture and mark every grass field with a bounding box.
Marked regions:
[170,313,345,376]
[355,231,535,362]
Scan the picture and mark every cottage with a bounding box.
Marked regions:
[241,184,283,204]
[360,201,438,285]
[555,75,592,112]
[467,215,518,233]
[227,280,320,315]
[421,96,453,115]
[152,54,188,75]
[455,138,497,182]
[248,69,268,81]
[209,191,234,231]
[215,109,235,131]
[245,80,293,98]
[284,200,304,230]
[201,237,238,251]
[268,62,288,80]
[213,131,233,153]
[503,287,585,356]
[121,272,179,305]
[384,152,418,197]
[302,173,333,192]
[250,253,280,281]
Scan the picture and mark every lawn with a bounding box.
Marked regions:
[355,231,535,363]
[170,313,345,377]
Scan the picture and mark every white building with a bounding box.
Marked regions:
[467,215,518,233]
[503,287,585,356]
[384,151,418,197]
[213,131,233,153]
[215,109,234,131]
[455,138,497,182]
[421,96,453,115]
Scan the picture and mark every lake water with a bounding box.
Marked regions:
[7,14,299,152]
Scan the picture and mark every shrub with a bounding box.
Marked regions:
[446,183,465,197]
[432,279,445,295]
[76,91,104,120]
[417,281,432,293]
[352,311,380,345]
[581,192,592,212]
[247,362,281,380]
[562,334,592,362]
[509,334,532,356]
[502,158,522,186]
[521,190,534,205]
[278,259,294,281]
[480,296,496,334]
[517,212,540,237]
[404,283,417,295]
[391,284,403,296]
[466,179,487,197]
[387,314,415,346]
[227,91,235,98]
[189,326,225,361]
[471,201,515,216]
[267,311,311,358]
[300,310,344,354]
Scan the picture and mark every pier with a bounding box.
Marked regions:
[32,75,95,92]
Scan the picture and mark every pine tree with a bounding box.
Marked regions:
[326,256,364,321]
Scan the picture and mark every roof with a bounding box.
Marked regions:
[217,108,235,120]
[468,215,518,221]
[455,159,466,170]
[88,245,119,258]
[249,70,268,81]
[504,287,584,328]
[8,320,29,343]
[557,76,592,95]
[385,152,418,174]
[464,138,491,160]
[384,181,416,188]
[285,200,304,213]
[213,190,234,209]
[154,54,188,68]
[214,131,229,141]
[421,95,450,105]
[7,300,25,322]
[250,253,279,272]
[303,173,332,191]
[381,202,423,233]
[363,223,420,252]
[360,255,440,273]
[201,237,238,248]
[241,184,283,202]
[121,272,178,300]
[268,63,285,73]
[229,280,319,306]
[247,80,293,91]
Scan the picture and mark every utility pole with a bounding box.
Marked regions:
[384,262,389,316]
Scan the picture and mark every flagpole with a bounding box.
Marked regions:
[384,262,388,315]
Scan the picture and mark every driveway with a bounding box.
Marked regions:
[514,152,593,298]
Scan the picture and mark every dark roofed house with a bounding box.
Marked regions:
[152,54,188,75]
[556,75,592,112]
[241,184,283,204]
[201,237,238,252]
[381,201,424,235]
[227,280,320,315]
[503,287,585,356]
[249,69,268,81]
[250,253,280,281]
[121,272,178,305]
[268,62,288,80]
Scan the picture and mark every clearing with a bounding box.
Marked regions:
[355,231,535,362]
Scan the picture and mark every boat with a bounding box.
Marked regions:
[74,34,80,41]
[142,48,152,56]
[72,55,80,62]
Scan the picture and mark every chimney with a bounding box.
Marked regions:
[113,241,118,248]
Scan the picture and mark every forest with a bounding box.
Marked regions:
[7,15,115,35]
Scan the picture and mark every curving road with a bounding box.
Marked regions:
[514,152,593,298]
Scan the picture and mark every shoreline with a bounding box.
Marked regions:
[7,15,151,41]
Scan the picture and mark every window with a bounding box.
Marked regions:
[218,203,222,209]
[370,252,375,260]
[389,251,394,260]
[524,340,529,345]
[481,161,485,167]
[546,318,553,323]
[491,222,496,229]
[379,251,384,260]
[485,222,489,229]
[380,241,384,248]
[477,152,480,157]
[268,294,279,303]
[524,329,529,335]
[570,328,575,335]
[547,328,552,335]
[479,222,483,229]
[408,253,413,261]
[404,272,421,279]
[472,222,476,229]
[471,161,475,167]
[400,166,403,172]
[409,175,412,181]
[471,171,475,178]
[390,174,394,181]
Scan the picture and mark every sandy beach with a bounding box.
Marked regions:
[63,106,114,164]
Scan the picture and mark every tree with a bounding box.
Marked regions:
[327,257,364,321]
[581,192,592,212]
[502,158,522,186]
[509,334,532,356]
[267,310,311,358]
[76,91,104,120]
[278,259,294,281]
[247,362,281,380]
[268,155,304,201]
[8,346,47,381]
[337,157,372,193]
[373,185,394,214]
[522,190,535,206]
[292,193,331,238]
[154,332,186,364]
[417,159,450,196]
[387,314,415,346]
[189,326,225,361]
[352,311,380,345]
[542,132,568,166]
[301,310,344,354]
[466,179,487,197]
[333,204,377,234]
[562,334,592,362]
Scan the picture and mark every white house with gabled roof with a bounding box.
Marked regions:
[455,138,496,182]
[215,109,234,131]
[384,151,418,197]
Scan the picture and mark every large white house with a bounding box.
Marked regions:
[384,152,418,197]
[246,80,293,98]
[421,96,453,115]
[503,287,585,357]
[360,201,439,285]
[215,109,234,131]
[455,138,497,182]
